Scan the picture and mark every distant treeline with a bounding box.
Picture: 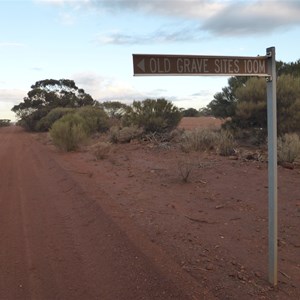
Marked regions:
[0,119,11,127]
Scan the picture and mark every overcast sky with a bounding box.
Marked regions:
[1,0,300,121]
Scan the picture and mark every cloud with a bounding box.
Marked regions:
[190,90,212,97]
[31,67,43,71]
[0,89,25,104]
[0,89,26,120]
[59,12,75,25]
[35,0,92,10]
[40,0,300,43]
[0,42,25,48]
[90,1,300,44]
[201,1,300,36]
[94,24,206,45]
[87,0,224,19]
[35,0,84,25]
[71,72,214,109]
[34,0,80,5]
[72,72,142,103]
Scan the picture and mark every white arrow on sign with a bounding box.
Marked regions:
[137,59,145,72]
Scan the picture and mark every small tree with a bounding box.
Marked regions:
[229,75,300,135]
[12,79,95,131]
[206,76,249,119]
[123,98,182,133]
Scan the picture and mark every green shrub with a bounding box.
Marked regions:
[36,107,75,131]
[19,108,50,131]
[50,114,88,151]
[181,128,219,152]
[123,98,182,133]
[77,106,109,134]
[225,75,300,135]
[278,133,300,163]
[217,130,236,156]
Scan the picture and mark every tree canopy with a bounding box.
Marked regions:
[100,101,128,119]
[206,76,249,119]
[12,79,95,119]
[12,79,95,131]
[204,58,300,135]
[182,108,199,117]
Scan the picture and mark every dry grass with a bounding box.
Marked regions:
[278,133,300,163]
[91,142,112,160]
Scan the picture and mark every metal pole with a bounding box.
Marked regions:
[266,46,278,286]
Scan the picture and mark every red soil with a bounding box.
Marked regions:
[0,125,299,299]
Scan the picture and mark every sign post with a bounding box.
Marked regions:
[266,47,278,286]
[133,48,278,285]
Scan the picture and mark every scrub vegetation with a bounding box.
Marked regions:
[10,59,300,164]
[0,119,11,127]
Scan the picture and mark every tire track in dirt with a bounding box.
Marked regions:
[0,126,206,300]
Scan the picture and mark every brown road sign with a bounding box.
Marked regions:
[133,54,269,76]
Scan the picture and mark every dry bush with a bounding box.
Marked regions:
[278,133,300,163]
[180,128,219,152]
[217,130,236,156]
[109,126,119,143]
[178,159,194,183]
[169,128,185,143]
[109,126,143,143]
[177,157,215,183]
[91,142,112,160]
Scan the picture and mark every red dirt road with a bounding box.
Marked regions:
[0,126,204,300]
[1,125,299,299]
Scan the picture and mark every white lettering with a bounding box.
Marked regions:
[191,59,198,73]
[228,59,233,73]
[177,58,209,73]
[244,59,266,74]
[259,60,265,73]
[253,60,259,73]
[164,58,171,73]
[203,59,208,72]
[215,59,221,73]
[234,59,239,73]
[184,58,190,73]
[177,58,183,73]
[223,59,228,73]
[149,56,265,75]
[244,60,252,73]
[157,58,163,73]
[150,58,171,73]
[150,58,157,73]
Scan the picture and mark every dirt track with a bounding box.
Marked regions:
[1,125,299,300]
[0,126,204,300]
